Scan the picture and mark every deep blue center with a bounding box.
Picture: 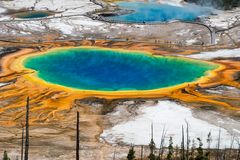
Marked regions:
[24,48,217,91]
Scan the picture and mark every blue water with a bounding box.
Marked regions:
[108,2,213,23]
[17,11,51,19]
[24,48,217,91]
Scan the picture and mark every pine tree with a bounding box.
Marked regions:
[148,138,156,160]
[195,138,208,160]
[167,137,174,160]
[148,123,156,160]
[206,132,212,149]
[206,132,212,159]
[127,145,135,160]
[3,151,10,160]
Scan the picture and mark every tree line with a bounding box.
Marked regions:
[126,124,240,160]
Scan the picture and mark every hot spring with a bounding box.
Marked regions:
[15,11,52,19]
[23,47,217,91]
[107,2,213,23]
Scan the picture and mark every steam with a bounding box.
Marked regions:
[185,0,240,10]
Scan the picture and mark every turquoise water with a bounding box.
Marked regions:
[24,48,217,91]
[108,2,213,23]
[17,11,51,19]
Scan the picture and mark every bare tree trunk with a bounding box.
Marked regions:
[24,97,30,160]
[223,148,226,160]
[207,132,212,157]
[181,126,185,160]
[148,123,156,159]
[175,145,179,159]
[159,126,166,160]
[237,144,240,160]
[113,148,116,160]
[228,136,235,160]
[21,124,24,160]
[216,128,221,160]
[186,122,189,160]
[140,145,143,160]
[76,111,80,160]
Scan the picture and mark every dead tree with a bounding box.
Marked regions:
[186,121,190,160]
[236,141,240,160]
[228,135,235,159]
[181,126,185,160]
[113,148,116,160]
[21,124,24,160]
[148,123,156,160]
[140,145,143,160]
[158,126,167,160]
[24,97,30,160]
[207,131,212,159]
[216,128,221,160]
[76,111,80,160]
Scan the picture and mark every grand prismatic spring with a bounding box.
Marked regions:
[23,47,217,91]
